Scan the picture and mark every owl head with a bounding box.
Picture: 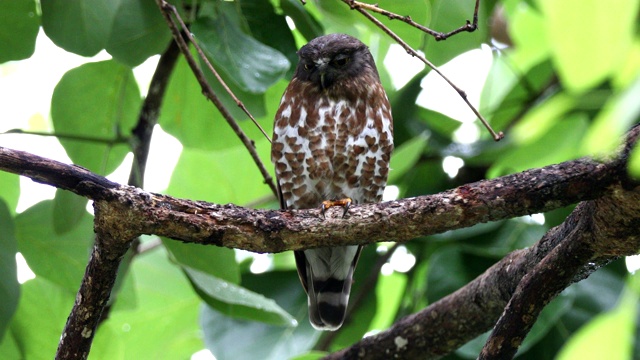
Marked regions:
[294,33,380,91]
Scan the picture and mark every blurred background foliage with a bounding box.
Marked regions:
[1,0,639,359]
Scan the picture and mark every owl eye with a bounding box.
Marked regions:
[303,63,313,71]
[331,55,350,68]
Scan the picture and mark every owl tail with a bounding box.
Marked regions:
[295,245,362,331]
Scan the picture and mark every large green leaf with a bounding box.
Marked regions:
[388,133,428,184]
[94,248,202,359]
[162,239,239,284]
[9,278,75,359]
[556,288,636,360]
[280,0,324,41]
[581,76,640,157]
[186,266,295,326]
[158,53,277,150]
[0,200,19,342]
[51,60,140,174]
[14,201,93,292]
[240,0,299,77]
[0,172,19,215]
[166,140,273,205]
[488,113,588,178]
[201,271,320,360]
[106,0,172,67]
[40,0,116,56]
[52,189,88,235]
[538,0,639,93]
[192,14,290,93]
[0,0,39,62]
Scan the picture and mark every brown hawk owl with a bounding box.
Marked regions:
[271,33,394,330]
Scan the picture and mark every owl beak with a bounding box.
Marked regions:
[320,72,327,90]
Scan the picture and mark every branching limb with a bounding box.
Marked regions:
[154,0,278,197]
[323,129,640,360]
[347,3,503,141]
[344,0,480,41]
[55,227,133,360]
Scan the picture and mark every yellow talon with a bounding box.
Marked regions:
[321,198,353,219]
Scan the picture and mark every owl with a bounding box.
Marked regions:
[271,33,393,330]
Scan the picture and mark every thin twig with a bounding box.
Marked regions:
[345,0,479,41]
[166,5,271,143]
[155,0,278,197]
[1,129,128,145]
[351,6,504,141]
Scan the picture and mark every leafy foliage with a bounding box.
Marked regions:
[0,0,639,359]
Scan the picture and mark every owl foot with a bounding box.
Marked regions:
[321,198,352,219]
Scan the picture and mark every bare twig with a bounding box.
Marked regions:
[162,4,271,143]
[155,0,278,197]
[344,0,480,41]
[351,6,504,141]
[1,129,128,145]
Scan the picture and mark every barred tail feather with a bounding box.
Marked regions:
[295,245,362,331]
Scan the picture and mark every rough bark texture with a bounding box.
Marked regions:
[0,146,627,252]
[0,125,639,360]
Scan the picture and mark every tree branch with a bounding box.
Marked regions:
[0,139,630,253]
[1,126,638,359]
[324,129,640,360]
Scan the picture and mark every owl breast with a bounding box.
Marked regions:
[271,78,393,210]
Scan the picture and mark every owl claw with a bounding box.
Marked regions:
[321,198,353,219]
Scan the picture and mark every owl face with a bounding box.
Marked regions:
[294,33,378,91]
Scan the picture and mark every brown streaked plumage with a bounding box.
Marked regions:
[271,33,393,330]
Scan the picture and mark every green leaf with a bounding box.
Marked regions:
[239,0,299,77]
[159,53,276,150]
[628,141,640,180]
[557,289,636,360]
[289,352,327,360]
[106,0,172,67]
[0,172,20,215]
[15,201,93,292]
[280,0,324,41]
[9,278,75,359]
[52,189,88,235]
[388,133,428,184]
[581,76,640,157]
[0,200,19,342]
[201,271,320,360]
[162,239,240,284]
[418,107,462,138]
[192,15,290,93]
[489,113,588,178]
[0,0,39,62]
[51,60,140,174]
[40,0,116,56]
[370,272,406,331]
[185,266,295,327]
[166,141,273,205]
[538,0,640,93]
[511,91,576,145]
[94,247,202,359]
